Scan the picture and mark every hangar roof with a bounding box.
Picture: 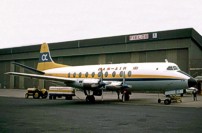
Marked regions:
[0,28,202,55]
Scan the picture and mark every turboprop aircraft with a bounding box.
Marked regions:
[6,43,197,103]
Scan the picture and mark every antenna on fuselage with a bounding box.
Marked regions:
[165,59,169,63]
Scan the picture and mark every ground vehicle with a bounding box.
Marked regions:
[158,89,183,105]
[25,88,48,99]
[48,86,75,100]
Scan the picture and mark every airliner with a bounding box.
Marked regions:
[6,43,197,103]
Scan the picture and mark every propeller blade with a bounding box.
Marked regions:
[122,71,132,89]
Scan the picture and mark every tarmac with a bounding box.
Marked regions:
[0,89,202,108]
[1,89,202,133]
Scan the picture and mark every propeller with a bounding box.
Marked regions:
[99,69,105,87]
[121,71,132,102]
[121,71,132,89]
[98,68,105,101]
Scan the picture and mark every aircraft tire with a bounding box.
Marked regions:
[86,95,95,103]
[122,94,130,102]
[122,94,125,102]
[91,95,95,103]
[125,94,130,101]
[158,99,161,103]
[65,96,73,100]
[49,95,53,100]
[164,99,171,105]
[53,96,56,100]
[33,91,40,99]
[41,91,48,99]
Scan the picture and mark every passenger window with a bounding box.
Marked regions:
[73,72,76,78]
[91,72,95,78]
[105,72,108,77]
[112,71,116,77]
[120,71,123,77]
[98,72,102,77]
[128,71,132,77]
[85,72,88,78]
[79,72,82,78]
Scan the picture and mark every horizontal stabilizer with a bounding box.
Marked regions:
[5,72,75,83]
[12,62,45,74]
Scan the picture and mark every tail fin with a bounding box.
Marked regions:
[37,43,68,71]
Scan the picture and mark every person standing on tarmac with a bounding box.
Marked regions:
[192,89,198,101]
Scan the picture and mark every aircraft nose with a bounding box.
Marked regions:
[188,77,197,88]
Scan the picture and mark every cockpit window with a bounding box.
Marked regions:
[167,66,173,70]
[173,66,178,70]
[167,66,179,71]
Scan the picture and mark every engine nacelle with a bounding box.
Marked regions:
[82,79,100,89]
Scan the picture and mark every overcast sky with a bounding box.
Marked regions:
[0,0,202,49]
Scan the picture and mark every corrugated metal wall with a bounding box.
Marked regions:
[0,61,11,88]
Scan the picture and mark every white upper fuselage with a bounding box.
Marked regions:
[43,62,191,91]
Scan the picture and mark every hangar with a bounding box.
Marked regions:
[0,28,202,92]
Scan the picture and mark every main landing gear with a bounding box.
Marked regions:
[86,95,95,103]
[84,90,96,103]
[117,90,131,102]
[84,89,131,103]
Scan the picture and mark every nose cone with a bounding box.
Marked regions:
[188,78,197,88]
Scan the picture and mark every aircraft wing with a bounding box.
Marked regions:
[5,72,76,83]
[5,72,131,90]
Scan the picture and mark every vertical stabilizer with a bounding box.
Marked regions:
[37,43,67,71]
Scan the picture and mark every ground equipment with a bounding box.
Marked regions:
[25,88,48,99]
[48,86,75,100]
